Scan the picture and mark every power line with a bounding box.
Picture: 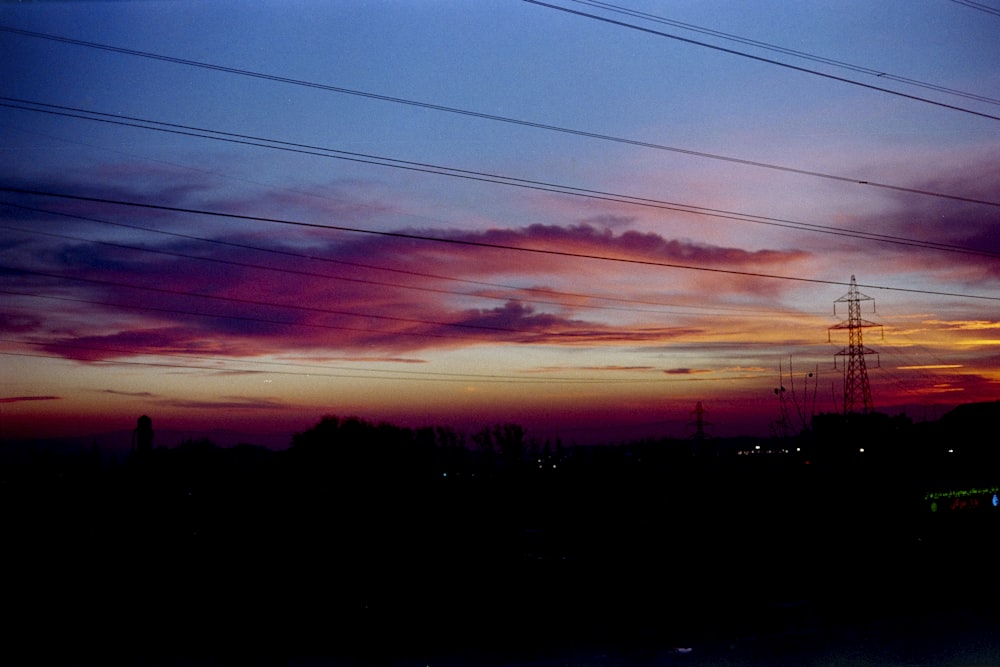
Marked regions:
[522,0,1000,123]
[1,202,817,319]
[949,0,1000,18]
[1,28,999,206]
[0,339,668,384]
[6,286,673,357]
[5,99,999,260]
[0,350,766,387]
[569,0,1000,106]
[2,220,624,316]
[876,345,958,403]
[2,266,611,340]
[0,283,709,359]
[0,287,462,344]
[4,186,998,302]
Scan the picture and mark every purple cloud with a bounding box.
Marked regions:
[0,396,61,403]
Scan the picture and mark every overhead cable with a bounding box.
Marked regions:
[522,0,1000,122]
[949,0,1000,18]
[1,266,595,339]
[0,208,813,319]
[4,186,998,302]
[569,0,1000,106]
[0,350,771,386]
[0,340,668,384]
[4,100,998,260]
[1,29,999,203]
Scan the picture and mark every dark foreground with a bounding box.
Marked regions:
[4,416,1000,665]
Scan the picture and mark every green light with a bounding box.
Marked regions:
[924,486,1000,501]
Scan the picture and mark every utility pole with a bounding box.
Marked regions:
[787,357,818,433]
[774,357,819,435]
[828,275,882,414]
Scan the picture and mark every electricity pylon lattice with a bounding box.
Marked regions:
[690,401,710,441]
[773,361,791,438]
[828,275,883,414]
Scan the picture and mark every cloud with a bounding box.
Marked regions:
[0,396,61,403]
[2,172,821,360]
[18,267,708,356]
[663,368,713,375]
[834,149,1000,281]
[462,223,808,268]
[159,397,288,410]
[40,329,229,361]
[578,214,638,230]
[880,370,999,406]
[581,365,656,371]
[0,312,41,334]
[528,365,656,373]
[203,369,268,376]
[284,355,427,364]
[924,319,1000,331]
[206,181,399,224]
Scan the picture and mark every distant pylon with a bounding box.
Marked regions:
[772,360,791,438]
[690,401,710,440]
[828,275,883,414]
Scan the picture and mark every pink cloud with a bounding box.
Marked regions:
[3,177,820,360]
[4,135,998,443]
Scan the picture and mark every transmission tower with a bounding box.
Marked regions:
[690,401,710,440]
[772,360,791,438]
[828,275,883,414]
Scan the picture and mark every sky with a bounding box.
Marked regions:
[1,0,998,445]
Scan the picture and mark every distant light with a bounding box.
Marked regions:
[796,447,801,452]
[948,449,954,453]
[859,448,865,453]
[755,445,761,450]
[994,494,998,508]
[442,473,447,477]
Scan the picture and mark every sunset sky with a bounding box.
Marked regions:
[2,1,998,444]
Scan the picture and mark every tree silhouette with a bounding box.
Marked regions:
[495,422,526,472]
